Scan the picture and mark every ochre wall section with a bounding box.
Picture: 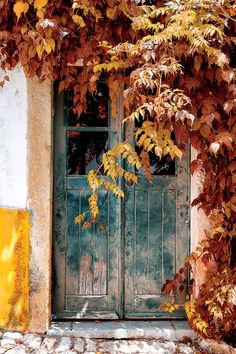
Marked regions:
[0,208,30,331]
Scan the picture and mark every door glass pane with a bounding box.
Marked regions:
[66,82,109,127]
[67,131,108,175]
[136,148,176,176]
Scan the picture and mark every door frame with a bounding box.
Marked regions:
[26,78,209,332]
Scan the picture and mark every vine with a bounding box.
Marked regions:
[0,0,235,342]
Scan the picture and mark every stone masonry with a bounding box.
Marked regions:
[0,331,196,354]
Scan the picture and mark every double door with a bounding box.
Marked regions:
[53,82,189,319]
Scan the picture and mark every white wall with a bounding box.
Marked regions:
[0,67,28,209]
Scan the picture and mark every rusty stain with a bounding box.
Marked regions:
[0,208,30,331]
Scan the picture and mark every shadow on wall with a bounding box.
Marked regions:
[0,208,30,331]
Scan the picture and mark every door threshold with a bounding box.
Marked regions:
[47,320,194,341]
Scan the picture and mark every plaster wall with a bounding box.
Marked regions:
[0,68,29,332]
[190,147,210,294]
[0,68,28,209]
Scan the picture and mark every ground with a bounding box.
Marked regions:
[0,331,196,353]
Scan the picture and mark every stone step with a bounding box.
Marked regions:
[47,320,194,341]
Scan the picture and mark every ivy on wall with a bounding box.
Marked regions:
[0,0,235,342]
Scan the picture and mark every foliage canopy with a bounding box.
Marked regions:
[0,0,236,342]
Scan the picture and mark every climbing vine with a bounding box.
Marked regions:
[0,0,236,343]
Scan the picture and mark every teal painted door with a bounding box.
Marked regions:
[53,83,123,319]
[53,84,189,319]
[124,122,189,318]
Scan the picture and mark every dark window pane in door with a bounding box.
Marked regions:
[66,82,109,127]
[67,131,108,175]
[136,148,176,176]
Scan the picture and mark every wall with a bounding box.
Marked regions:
[0,68,28,208]
[0,68,53,333]
[191,147,210,295]
[27,77,52,333]
[0,68,30,331]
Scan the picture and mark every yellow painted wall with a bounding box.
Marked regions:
[0,208,30,331]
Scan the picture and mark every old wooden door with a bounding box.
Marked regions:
[124,123,189,318]
[53,83,189,319]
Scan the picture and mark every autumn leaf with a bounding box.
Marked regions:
[140,151,152,181]
[72,15,86,27]
[44,38,55,53]
[106,6,117,19]
[34,0,48,10]
[36,44,43,59]
[13,1,29,20]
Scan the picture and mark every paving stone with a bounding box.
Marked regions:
[43,336,58,350]
[23,333,42,350]
[98,340,119,352]
[85,338,97,352]
[2,331,23,341]
[4,344,29,354]
[118,341,132,353]
[125,340,176,354]
[31,349,51,354]
[74,338,85,352]
[55,336,72,352]
[0,338,16,349]
[178,343,194,354]
[0,328,198,354]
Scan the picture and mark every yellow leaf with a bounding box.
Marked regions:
[47,38,55,51]
[44,43,51,54]
[72,15,86,27]
[13,2,29,20]
[173,146,183,160]
[36,9,45,18]
[75,213,85,224]
[44,38,55,53]
[34,0,48,10]
[36,44,43,59]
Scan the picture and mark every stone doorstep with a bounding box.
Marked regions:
[47,320,195,341]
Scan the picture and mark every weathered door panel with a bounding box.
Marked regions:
[124,132,189,318]
[53,85,122,319]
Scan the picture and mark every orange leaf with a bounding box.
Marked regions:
[13,2,29,20]
[34,0,48,10]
